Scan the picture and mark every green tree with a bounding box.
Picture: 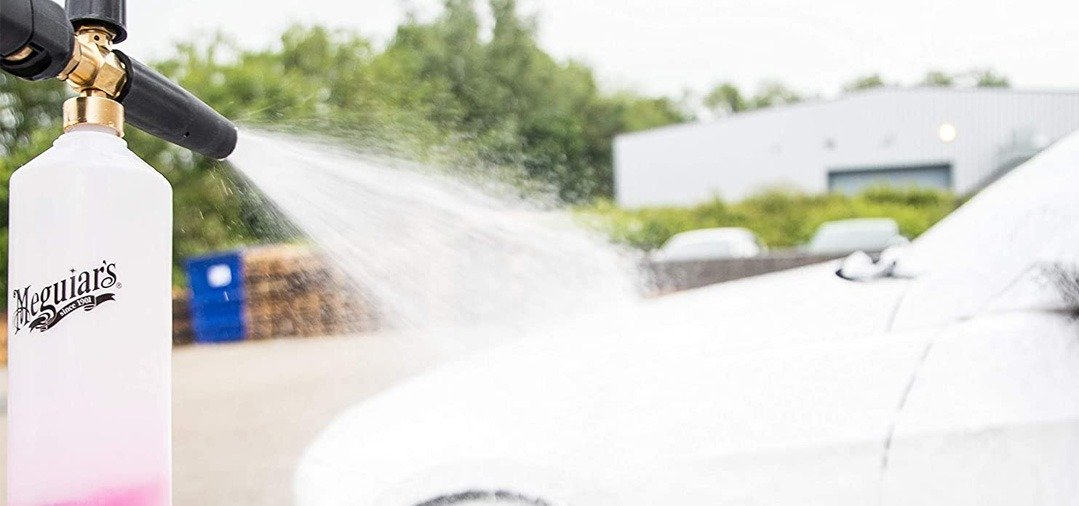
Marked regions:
[842,73,887,93]
[922,70,954,87]
[749,80,803,109]
[0,75,68,154]
[974,68,1010,88]
[704,82,746,115]
[370,0,684,200]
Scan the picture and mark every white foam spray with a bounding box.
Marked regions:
[226,130,641,347]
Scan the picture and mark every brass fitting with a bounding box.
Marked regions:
[58,26,127,136]
[3,46,34,62]
[63,95,124,135]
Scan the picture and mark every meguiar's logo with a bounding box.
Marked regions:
[11,261,119,334]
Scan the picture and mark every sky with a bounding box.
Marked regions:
[119,0,1079,99]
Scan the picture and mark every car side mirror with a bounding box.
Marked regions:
[838,245,912,281]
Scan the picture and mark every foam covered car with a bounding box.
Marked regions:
[296,134,1079,505]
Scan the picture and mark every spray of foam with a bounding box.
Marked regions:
[227,130,641,342]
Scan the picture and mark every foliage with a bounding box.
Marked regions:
[577,186,962,251]
[920,68,1010,89]
[974,68,1010,88]
[922,70,955,87]
[157,2,687,202]
[703,80,805,115]
[748,80,804,109]
[842,73,888,93]
[372,0,688,200]
[703,82,747,115]
[704,66,1013,119]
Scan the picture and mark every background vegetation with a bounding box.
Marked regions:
[579,187,963,251]
[702,68,1008,117]
[0,0,1005,297]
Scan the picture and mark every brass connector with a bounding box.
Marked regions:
[59,26,127,97]
[63,95,124,135]
[57,26,127,136]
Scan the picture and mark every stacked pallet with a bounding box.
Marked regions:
[242,245,376,339]
[172,289,195,346]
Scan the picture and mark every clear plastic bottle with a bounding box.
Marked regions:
[7,124,173,505]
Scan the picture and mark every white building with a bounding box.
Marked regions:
[614,87,1079,207]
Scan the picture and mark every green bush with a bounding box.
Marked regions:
[577,186,962,250]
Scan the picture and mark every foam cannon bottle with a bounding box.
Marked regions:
[0,0,236,503]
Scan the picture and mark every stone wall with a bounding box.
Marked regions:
[646,252,844,293]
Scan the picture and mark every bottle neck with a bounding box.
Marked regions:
[54,123,128,151]
[66,124,120,135]
[63,95,124,137]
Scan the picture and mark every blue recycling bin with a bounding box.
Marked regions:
[184,251,246,343]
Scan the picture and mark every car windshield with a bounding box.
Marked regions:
[660,229,757,260]
[663,239,738,259]
[808,220,899,253]
[885,136,1079,325]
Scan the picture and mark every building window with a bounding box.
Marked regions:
[827,163,953,194]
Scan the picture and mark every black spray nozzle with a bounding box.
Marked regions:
[114,52,238,159]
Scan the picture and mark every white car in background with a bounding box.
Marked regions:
[651,227,766,263]
[296,134,1079,505]
[805,217,909,255]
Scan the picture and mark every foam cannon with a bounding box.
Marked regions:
[1,0,237,158]
[2,0,236,503]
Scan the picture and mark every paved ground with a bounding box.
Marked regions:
[0,334,446,504]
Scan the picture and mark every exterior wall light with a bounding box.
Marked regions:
[938,122,958,143]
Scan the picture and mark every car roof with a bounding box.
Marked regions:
[817,218,898,230]
[667,227,757,242]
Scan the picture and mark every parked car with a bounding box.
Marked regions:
[805,217,909,255]
[651,227,765,262]
[295,134,1079,505]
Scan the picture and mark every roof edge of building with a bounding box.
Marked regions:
[616,86,1079,141]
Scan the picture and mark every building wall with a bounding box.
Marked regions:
[614,88,1079,207]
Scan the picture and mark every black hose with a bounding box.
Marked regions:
[0,0,74,80]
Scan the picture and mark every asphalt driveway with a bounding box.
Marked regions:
[0,334,443,504]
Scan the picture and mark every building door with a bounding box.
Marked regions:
[827,163,952,194]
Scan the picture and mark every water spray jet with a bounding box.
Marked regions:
[2,0,236,503]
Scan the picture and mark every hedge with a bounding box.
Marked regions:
[577,186,964,251]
